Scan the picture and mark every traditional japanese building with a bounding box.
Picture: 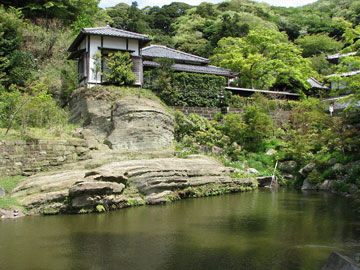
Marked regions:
[68,25,151,88]
[326,51,360,91]
[68,26,233,88]
[141,44,233,78]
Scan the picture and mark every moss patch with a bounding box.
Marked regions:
[75,85,167,107]
[0,175,25,192]
[177,182,256,199]
[0,175,25,210]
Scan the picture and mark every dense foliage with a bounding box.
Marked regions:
[175,94,360,186]
[0,0,359,194]
[104,52,137,86]
[211,28,315,93]
[0,82,69,135]
[144,68,226,107]
[1,0,102,30]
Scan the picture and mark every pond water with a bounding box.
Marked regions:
[1,189,359,270]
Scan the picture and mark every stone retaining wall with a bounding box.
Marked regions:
[171,106,290,124]
[171,106,243,119]
[0,139,90,176]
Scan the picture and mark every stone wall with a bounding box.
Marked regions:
[171,106,291,125]
[0,139,90,176]
[171,106,243,119]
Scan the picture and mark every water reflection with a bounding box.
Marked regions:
[0,189,359,270]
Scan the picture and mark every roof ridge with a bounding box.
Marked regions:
[82,26,149,38]
[326,69,360,78]
[327,51,358,59]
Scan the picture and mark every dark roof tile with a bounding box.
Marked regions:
[82,27,150,40]
[143,60,232,76]
[142,45,210,64]
[307,77,329,89]
[326,51,357,60]
[68,26,150,52]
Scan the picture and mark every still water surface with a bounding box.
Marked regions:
[1,189,359,270]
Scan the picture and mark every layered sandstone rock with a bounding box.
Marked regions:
[69,88,174,152]
[11,155,257,215]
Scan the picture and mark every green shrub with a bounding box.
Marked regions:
[104,52,136,86]
[0,82,70,134]
[220,103,274,151]
[332,182,350,193]
[307,169,323,185]
[144,70,226,107]
[96,205,106,212]
[344,163,360,186]
[0,175,24,192]
[174,111,228,152]
[21,19,78,102]
[171,72,226,107]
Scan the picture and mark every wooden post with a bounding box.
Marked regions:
[270,160,279,188]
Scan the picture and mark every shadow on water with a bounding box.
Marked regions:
[0,189,359,270]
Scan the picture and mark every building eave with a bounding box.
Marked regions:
[68,27,151,53]
[225,87,301,97]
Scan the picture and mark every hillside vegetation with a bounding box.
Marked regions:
[0,0,359,196]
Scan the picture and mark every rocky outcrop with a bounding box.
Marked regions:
[0,209,25,219]
[323,252,360,270]
[256,176,272,187]
[301,178,336,191]
[301,179,316,190]
[69,88,174,153]
[104,97,174,151]
[69,90,113,139]
[299,163,316,177]
[11,155,257,215]
[279,160,298,172]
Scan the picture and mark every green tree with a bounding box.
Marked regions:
[146,2,191,34]
[0,7,36,90]
[220,94,274,150]
[149,58,178,105]
[309,54,334,76]
[104,52,136,86]
[295,33,343,58]
[211,28,316,93]
[329,19,360,106]
[3,0,100,27]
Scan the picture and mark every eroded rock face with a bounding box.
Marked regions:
[11,155,257,215]
[279,160,298,172]
[69,89,174,152]
[69,91,113,139]
[256,176,272,187]
[301,179,317,190]
[104,97,174,151]
[299,163,316,177]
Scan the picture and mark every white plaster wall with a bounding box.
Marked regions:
[79,38,86,50]
[128,39,139,56]
[103,36,126,49]
[89,35,102,84]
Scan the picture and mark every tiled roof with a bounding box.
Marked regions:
[307,77,329,89]
[82,27,150,40]
[323,95,360,110]
[142,45,210,64]
[326,70,360,78]
[326,51,357,60]
[68,26,151,52]
[143,60,233,76]
[225,87,301,97]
